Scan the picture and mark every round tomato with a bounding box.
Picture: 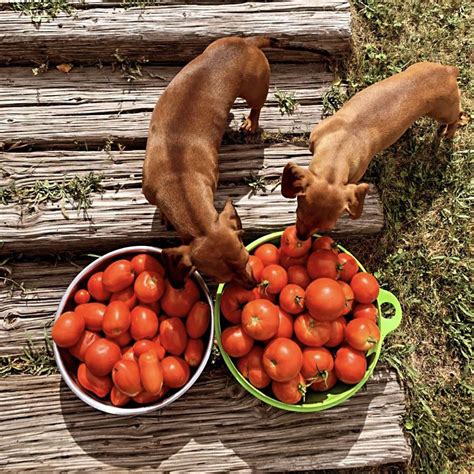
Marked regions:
[162,356,190,388]
[280,225,312,258]
[248,255,264,281]
[337,280,354,315]
[184,338,204,367]
[130,306,159,340]
[112,359,143,396]
[337,253,359,282]
[161,279,200,318]
[352,303,378,323]
[221,325,254,357]
[312,236,338,254]
[236,346,263,379]
[85,338,121,376]
[241,299,279,340]
[287,265,311,289]
[254,243,280,266]
[305,278,346,321]
[69,330,99,361]
[301,347,334,380]
[279,252,308,269]
[186,301,210,338]
[310,370,337,392]
[252,286,276,302]
[110,386,130,407]
[334,346,367,384]
[133,339,165,359]
[294,313,331,347]
[87,272,111,302]
[260,264,288,295]
[108,330,132,347]
[160,317,188,355]
[131,253,165,277]
[351,272,380,303]
[279,284,305,315]
[102,301,131,337]
[74,289,90,305]
[248,348,271,389]
[103,259,135,293]
[138,350,163,395]
[307,249,339,280]
[75,302,106,332]
[274,307,293,339]
[134,271,165,304]
[110,286,137,310]
[77,363,112,398]
[345,319,380,352]
[220,284,255,324]
[325,317,346,348]
[52,311,85,348]
[272,373,305,404]
[262,337,303,382]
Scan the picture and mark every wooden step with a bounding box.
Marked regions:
[0,1,351,65]
[0,145,384,256]
[0,64,331,149]
[0,370,410,470]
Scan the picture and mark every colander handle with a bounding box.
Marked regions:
[378,289,403,339]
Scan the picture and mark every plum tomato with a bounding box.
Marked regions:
[108,330,132,348]
[161,356,190,388]
[87,272,112,302]
[352,303,378,323]
[310,370,338,392]
[131,253,165,277]
[294,313,331,347]
[350,272,380,304]
[102,301,131,338]
[334,346,367,384]
[75,302,106,332]
[280,225,312,258]
[138,350,164,395]
[337,280,355,315]
[133,339,165,359]
[254,243,280,267]
[110,286,137,310]
[337,253,359,282]
[110,386,131,407]
[161,279,200,318]
[77,363,112,398]
[122,346,137,362]
[130,306,159,340]
[84,338,122,376]
[241,299,279,341]
[260,264,288,295]
[307,249,339,280]
[325,317,347,348]
[103,259,135,293]
[52,311,85,348]
[287,265,311,289]
[186,301,210,338]
[134,271,165,304]
[112,359,143,397]
[160,317,188,355]
[184,338,204,367]
[74,289,90,305]
[301,347,334,380]
[69,330,99,361]
[272,373,306,404]
[305,278,346,321]
[221,325,254,358]
[312,236,338,254]
[262,337,303,382]
[248,255,264,281]
[220,284,255,324]
[279,284,305,315]
[344,318,380,352]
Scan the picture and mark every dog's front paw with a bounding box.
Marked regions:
[240,116,259,133]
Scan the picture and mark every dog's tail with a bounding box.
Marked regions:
[244,36,332,59]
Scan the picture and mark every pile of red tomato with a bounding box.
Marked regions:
[220,226,381,405]
[52,253,210,407]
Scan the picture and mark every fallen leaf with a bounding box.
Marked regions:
[56,63,73,73]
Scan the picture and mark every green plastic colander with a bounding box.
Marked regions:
[214,231,402,412]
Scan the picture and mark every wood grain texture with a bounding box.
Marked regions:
[0,64,331,149]
[0,145,384,255]
[0,1,351,65]
[0,369,409,471]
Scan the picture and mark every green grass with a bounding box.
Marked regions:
[336,0,473,470]
[274,89,300,117]
[13,0,72,26]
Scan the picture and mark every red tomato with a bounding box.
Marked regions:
[310,370,338,392]
[248,347,271,389]
[312,236,338,254]
[241,299,279,340]
[274,307,293,339]
[220,284,255,324]
[345,319,380,352]
[279,284,305,315]
[184,338,204,367]
[140,301,160,314]
[248,255,264,281]
[307,249,339,280]
[130,306,159,340]
[236,346,259,378]
[254,243,280,266]
[221,325,254,358]
[131,253,165,277]
[334,346,367,384]
[69,330,99,361]
[77,363,112,398]
[351,273,380,303]
[133,390,163,404]
[161,279,200,318]
[110,286,137,310]
[85,338,122,376]
[108,330,132,348]
[87,272,111,302]
[52,311,85,348]
[305,278,346,321]
[103,259,135,293]
[133,339,165,359]
[186,301,210,338]
[280,225,312,258]
[138,350,163,395]
[279,252,308,269]
[102,301,131,337]
[112,359,143,397]
[134,271,165,304]
[260,264,288,295]
[75,302,106,332]
[294,313,331,347]
[325,317,346,348]
[262,337,303,382]
[74,289,90,305]
[337,253,359,282]
[252,286,276,302]
[272,373,305,404]
[162,356,190,388]
[110,386,131,407]
[337,280,354,315]
[301,347,334,380]
[160,317,188,355]
[122,346,137,362]
[352,303,378,323]
[287,265,311,289]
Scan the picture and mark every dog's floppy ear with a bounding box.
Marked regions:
[161,245,194,289]
[281,162,311,198]
[219,199,243,235]
[345,183,369,219]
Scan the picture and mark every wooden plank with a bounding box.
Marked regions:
[0,145,384,256]
[0,64,331,149]
[0,1,351,65]
[0,370,410,470]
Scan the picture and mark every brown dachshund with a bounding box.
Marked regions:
[281,62,466,239]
